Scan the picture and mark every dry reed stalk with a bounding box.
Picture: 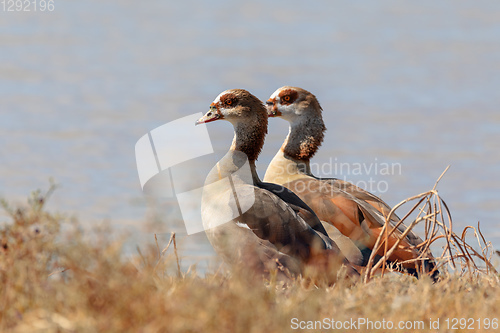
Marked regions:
[173,232,181,277]
[153,232,176,274]
[364,166,497,283]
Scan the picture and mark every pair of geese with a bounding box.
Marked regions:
[196,86,438,283]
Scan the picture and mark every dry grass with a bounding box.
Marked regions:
[365,166,498,281]
[1,186,499,332]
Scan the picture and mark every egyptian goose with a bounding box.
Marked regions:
[196,89,361,282]
[264,86,438,279]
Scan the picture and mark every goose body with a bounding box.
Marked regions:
[264,86,438,278]
[197,89,360,282]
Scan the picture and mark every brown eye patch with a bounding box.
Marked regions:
[220,93,237,108]
[278,89,298,105]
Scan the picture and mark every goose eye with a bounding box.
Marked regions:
[283,96,291,102]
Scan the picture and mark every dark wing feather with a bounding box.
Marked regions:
[235,185,331,262]
[320,177,423,247]
[282,177,430,267]
[259,181,329,238]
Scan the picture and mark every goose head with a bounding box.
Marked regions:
[266,86,323,123]
[196,89,267,126]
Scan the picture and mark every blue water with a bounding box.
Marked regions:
[1,1,500,271]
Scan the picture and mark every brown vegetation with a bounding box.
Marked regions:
[0,185,499,332]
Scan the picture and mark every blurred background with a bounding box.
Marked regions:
[1,0,499,271]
